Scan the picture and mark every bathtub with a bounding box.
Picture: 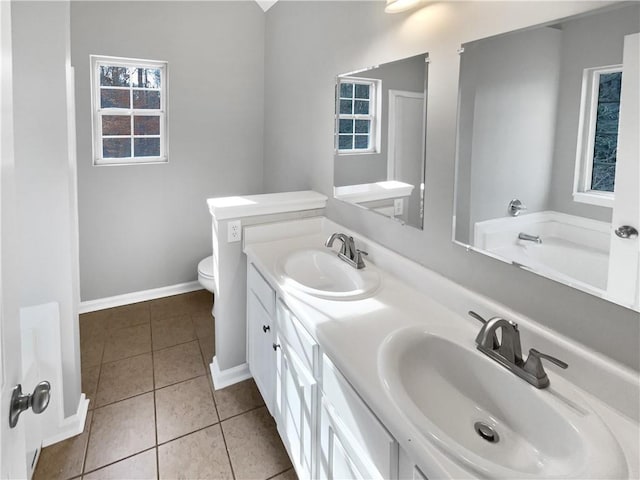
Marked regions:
[474,211,611,293]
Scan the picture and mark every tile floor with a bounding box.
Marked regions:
[34,290,296,480]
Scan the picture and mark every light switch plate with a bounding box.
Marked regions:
[228,220,241,243]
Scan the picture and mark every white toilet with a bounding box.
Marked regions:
[197,256,215,293]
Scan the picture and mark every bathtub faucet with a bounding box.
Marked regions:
[518,232,542,244]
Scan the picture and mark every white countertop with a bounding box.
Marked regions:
[243,216,639,480]
[334,181,415,203]
[207,190,327,220]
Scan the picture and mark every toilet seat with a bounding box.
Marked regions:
[198,256,215,293]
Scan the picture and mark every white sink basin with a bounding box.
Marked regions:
[275,248,380,300]
[379,326,627,479]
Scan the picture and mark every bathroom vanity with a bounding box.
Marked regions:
[243,216,639,480]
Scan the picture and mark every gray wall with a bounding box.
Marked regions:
[549,4,640,221]
[264,1,640,371]
[12,1,81,417]
[455,27,562,244]
[71,1,265,301]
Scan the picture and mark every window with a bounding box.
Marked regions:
[335,77,380,154]
[574,65,622,207]
[91,56,167,165]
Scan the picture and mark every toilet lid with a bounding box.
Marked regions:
[198,256,214,278]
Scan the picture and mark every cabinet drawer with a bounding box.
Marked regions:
[277,300,318,374]
[322,355,398,480]
[248,263,275,317]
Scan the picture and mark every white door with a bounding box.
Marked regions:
[387,90,425,225]
[607,33,640,309]
[1,0,29,477]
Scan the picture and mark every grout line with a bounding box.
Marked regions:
[218,404,265,424]
[265,467,295,480]
[149,308,160,480]
[155,418,222,448]
[80,446,157,477]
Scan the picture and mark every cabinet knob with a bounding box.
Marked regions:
[262,325,270,333]
[272,343,280,351]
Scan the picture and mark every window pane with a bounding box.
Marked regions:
[591,163,616,192]
[103,138,131,158]
[354,119,369,133]
[338,135,353,150]
[134,138,160,157]
[339,119,353,134]
[340,83,353,99]
[131,68,161,88]
[339,100,352,115]
[133,90,161,109]
[134,116,160,135]
[101,89,130,109]
[354,84,370,99]
[102,115,131,136]
[354,135,369,149]
[100,66,131,87]
[593,133,617,164]
[598,72,622,103]
[595,103,620,135]
[354,100,369,115]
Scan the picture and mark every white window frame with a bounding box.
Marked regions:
[335,77,381,155]
[572,64,622,208]
[90,55,168,166]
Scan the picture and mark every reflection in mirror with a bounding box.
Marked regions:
[453,3,640,311]
[333,53,428,229]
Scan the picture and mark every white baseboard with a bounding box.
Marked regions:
[79,281,203,313]
[42,394,89,447]
[210,356,252,390]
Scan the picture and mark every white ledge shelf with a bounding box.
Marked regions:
[207,190,327,220]
[334,181,414,203]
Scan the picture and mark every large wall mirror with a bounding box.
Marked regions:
[453,3,639,311]
[333,53,429,229]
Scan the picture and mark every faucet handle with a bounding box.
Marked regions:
[468,311,499,349]
[468,310,487,324]
[354,249,367,269]
[524,348,568,382]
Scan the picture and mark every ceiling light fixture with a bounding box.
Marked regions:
[384,0,421,14]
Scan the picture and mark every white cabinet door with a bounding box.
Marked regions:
[247,291,275,415]
[277,340,317,479]
[319,399,378,480]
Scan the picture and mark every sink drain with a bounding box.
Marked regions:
[474,421,499,443]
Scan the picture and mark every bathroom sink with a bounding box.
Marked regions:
[275,248,380,300]
[379,326,627,479]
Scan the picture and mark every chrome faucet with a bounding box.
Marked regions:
[518,232,542,244]
[469,311,568,388]
[325,233,367,269]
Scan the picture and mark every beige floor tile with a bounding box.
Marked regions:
[102,323,151,363]
[153,340,206,388]
[222,406,291,479]
[80,311,108,340]
[158,425,232,480]
[148,294,194,321]
[214,378,264,421]
[191,311,214,339]
[199,335,215,366]
[81,336,104,369]
[83,448,157,480]
[104,302,150,331]
[182,289,214,314]
[81,365,101,410]
[84,393,155,472]
[95,353,153,407]
[151,314,196,351]
[270,468,299,480]
[156,375,218,443]
[33,411,92,480]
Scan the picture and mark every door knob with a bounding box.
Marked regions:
[615,225,638,239]
[9,381,51,428]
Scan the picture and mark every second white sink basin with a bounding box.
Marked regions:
[276,248,380,300]
[379,326,628,479]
